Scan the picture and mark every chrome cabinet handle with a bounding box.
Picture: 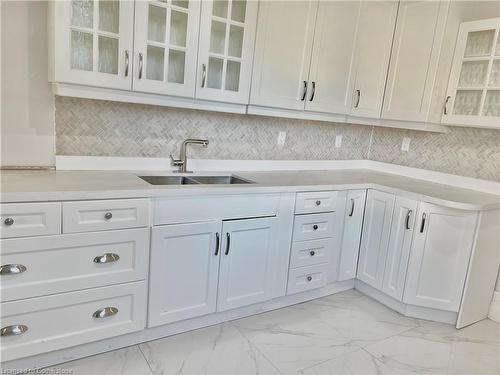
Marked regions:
[104,212,113,220]
[444,95,451,115]
[309,81,316,101]
[349,198,355,217]
[1,325,28,337]
[124,50,129,77]
[306,276,312,282]
[4,218,14,226]
[93,253,120,264]
[214,233,220,256]
[405,210,413,230]
[309,250,315,256]
[138,53,143,79]
[201,64,207,87]
[354,89,361,108]
[301,81,307,101]
[312,224,318,231]
[0,264,27,275]
[93,307,118,319]
[315,200,321,206]
[225,233,231,255]
[420,213,426,233]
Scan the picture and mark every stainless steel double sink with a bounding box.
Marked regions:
[139,175,254,185]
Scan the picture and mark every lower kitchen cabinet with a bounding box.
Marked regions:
[403,203,478,312]
[148,221,221,327]
[217,217,279,311]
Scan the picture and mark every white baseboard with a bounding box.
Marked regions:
[488,291,500,323]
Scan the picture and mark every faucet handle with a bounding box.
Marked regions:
[170,154,184,167]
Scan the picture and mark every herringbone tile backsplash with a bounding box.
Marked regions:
[55,97,500,182]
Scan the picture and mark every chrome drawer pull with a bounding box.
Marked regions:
[4,218,14,226]
[306,276,312,282]
[93,307,118,319]
[315,200,321,206]
[104,212,113,220]
[312,224,319,231]
[310,250,315,256]
[93,253,120,264]
[0,264,27,275]
[1,325,28,337]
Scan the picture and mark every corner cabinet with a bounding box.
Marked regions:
[49,0,135,90]
[442,17,500,128]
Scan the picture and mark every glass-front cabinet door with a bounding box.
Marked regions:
[196,0,258,104]
[443,17,500,128]
[133,0,201,97]
[50,0,134,90]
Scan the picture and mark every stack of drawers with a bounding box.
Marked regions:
[287,191,338,294]
[0,199,150,362]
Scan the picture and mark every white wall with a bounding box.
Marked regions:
[1,1,55,167]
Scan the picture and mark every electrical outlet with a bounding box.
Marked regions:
[277,131,287,147]
[335,135,343,148]
[401,137,411,152]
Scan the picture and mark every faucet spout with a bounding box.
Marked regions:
[171,138,210,173]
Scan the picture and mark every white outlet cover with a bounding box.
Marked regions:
[335,135,343,148]
[401,137,411,152]
[277,131,287,147]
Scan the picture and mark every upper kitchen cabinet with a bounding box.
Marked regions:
[382,1,449,123]
[49,0,135,90]
[442,17,500,129]
[250,0,318,110]
[196,0,258,104]
[133,0,201,97]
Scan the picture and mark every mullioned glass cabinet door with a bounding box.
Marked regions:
[443,17,500,129]
[50,0,134,90]
[133,0,201,97]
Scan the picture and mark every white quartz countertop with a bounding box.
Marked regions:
[1,169,500,211]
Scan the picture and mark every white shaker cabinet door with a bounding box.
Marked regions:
[383,1,449,122]
[250,0,318,110]
[132,0,201,97]
[195,0,258,104]
[305,1,360,114]
[50,0,134,90]
[148,221,222,327]
[357,190,395,289]
[403,203,478,312]
[350,1,398,119]
[381,197,418,301]
[217,217,279,311]
[338,190,366,281]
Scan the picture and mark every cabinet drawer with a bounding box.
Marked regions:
[0,229,149,302]
[293,212,335,241]
[0,202,61,239]
[290,238,333,268]
[63,199,150,233]
[295,191,337,214]
[287,264,328,295]
[0,281,146,362]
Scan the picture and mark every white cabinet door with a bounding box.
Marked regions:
[350,1,398,118]
[357,190,395,289]
[217,217,279,311]
[250,0,318,110]
[51,0,134,89]
[442,17,500,128]
[195,0,258,103]
[305,1,360,114]
[403,203,478,312]
[148,221,221,327]
[381,197,418,301]
[383,1,449,122]
[338,190,366,281]
[132,0,201,97]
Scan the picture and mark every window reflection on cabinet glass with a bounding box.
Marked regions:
[148,5,166,43]
[459,61,489,87]
[496,37,500,56]
[225,60,240,91]
[464,30,495,57]
[99,0,119,33]
[168,50,186,83]
[483,91,500,116]
[147,45,165,81]
[453,90,482,115]
[98,36,118,74]
[228,25,244,58]
[231,0,246,22]
[71,30,93,71]
[213,0,228,18]
[490,60,500,86]
[210,21,226,54]
[207,57,223,89]
[72,0,93,28]
[170,10,188,47]
[172,0,189,9]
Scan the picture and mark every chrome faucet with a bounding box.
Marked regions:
[170,138,209,173]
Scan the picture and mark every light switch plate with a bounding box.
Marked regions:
[335,135,343,148]
[277,131,287,147]
[401,137,411,152]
